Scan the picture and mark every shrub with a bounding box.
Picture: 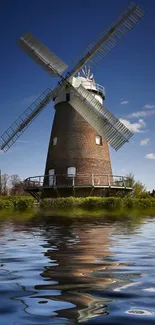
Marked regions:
[41,197,155,211]
[0,196,155,212]
[14,197,35,210]
[0,199,14,209]
[100,197,122,210]
[41,197,81,209]
[0,196,35,210]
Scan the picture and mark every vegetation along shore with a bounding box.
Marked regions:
[0,196,155,212]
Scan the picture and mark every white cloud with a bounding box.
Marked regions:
[144,104,155,109]
[145,153,155,160]
[120,100,129,105]
[120,118,146,133]
[140,138,150,146]
[128,110,155,118]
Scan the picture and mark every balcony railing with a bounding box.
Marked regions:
[80,80,106,98]
[24,174,132,190]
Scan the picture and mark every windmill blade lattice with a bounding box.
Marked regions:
[71,2,144,74]
[69,85,133,151]
[18,32,68,76]
[0,88,54,152]
[0,2,144,153]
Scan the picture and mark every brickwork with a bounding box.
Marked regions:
[44,101,113,194]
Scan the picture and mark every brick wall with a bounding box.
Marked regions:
[44,101,113,188]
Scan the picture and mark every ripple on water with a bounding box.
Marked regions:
[0,217,155,324]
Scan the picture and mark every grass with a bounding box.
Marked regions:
[0,196,155,225]
[0,196,155,221]
[40,196,155,210]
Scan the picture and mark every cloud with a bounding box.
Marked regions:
[140,138,150,146]
[145,153,155,160]
[127,110,155,118]
[144,104,155,109]
[120,100,129,105]
[120,118,146,133]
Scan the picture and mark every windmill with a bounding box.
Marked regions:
[0,2,144,198]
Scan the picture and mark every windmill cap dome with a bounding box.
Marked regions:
[72,76,106,99]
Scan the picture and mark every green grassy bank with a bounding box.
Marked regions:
[0,196,155,213]
[41,197,155,210]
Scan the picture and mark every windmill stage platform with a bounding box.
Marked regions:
[24,174,132,200]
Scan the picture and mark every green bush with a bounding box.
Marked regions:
[41,197,81,209]
[0,196,35,210]
[79,197,101,208]
[41,197,155,211]
[0,195,155,212]
[0,199,14,209]
[100,197,122,210]
[14,197,35,210]
[122,197,155,209]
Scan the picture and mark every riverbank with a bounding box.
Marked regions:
[0,196,155,211]
[0,196,35,210]
[41,197,155,210]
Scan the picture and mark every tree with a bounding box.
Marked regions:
[10,174,21,187]
[0,174,10,195]
[127,173,148,197]
[133,181,148,197]
[10,174,25,195]
[0,173,26,196]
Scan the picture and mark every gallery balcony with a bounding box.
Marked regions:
[24,174,132,200]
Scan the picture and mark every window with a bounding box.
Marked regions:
[67,167,76,177]
[95,135,101,145]
[66,93,70,102]
[49,169,55,186]
[53,137,57,146]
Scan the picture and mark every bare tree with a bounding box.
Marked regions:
[0,174,10,195]
[10,174,25,195]
[10,174,21,187]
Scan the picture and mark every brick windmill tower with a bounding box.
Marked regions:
[44,67,113,197]
[0,3,144,198]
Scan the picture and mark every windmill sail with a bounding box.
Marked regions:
[69,85,133,151]
[0,88,55,152]
[18,32,68,76]
[70,2,144,76]
[0,2,144,154]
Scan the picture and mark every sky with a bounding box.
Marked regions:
[0,0,155,190]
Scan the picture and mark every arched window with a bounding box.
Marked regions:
[49,169,55,186]
[67,167,76,177]
[95,135,102,145]
[53,137,57,146]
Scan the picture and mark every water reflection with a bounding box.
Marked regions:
[0,216,155,324]
[37,224,115,323]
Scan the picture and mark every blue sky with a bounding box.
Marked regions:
[0,0,155,190]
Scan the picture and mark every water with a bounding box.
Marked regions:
[0,214,155,324]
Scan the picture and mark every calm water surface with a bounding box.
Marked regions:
[0,215,155,324]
